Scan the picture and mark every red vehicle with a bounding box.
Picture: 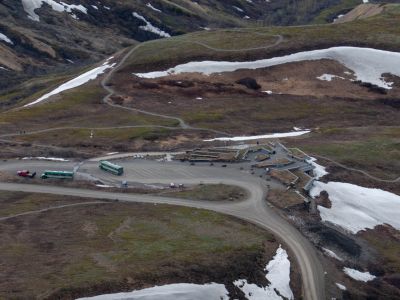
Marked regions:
[17,170,36,178]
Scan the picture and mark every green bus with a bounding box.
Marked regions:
[41,170,74,179]
[99,160,124,175]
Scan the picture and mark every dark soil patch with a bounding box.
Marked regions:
[235,77,261,90]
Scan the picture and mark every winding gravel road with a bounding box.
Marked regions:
[99,33,284,138]
[0,159,325,300]
[0,33,327,299]
[193,33,284,52]
[100,44,229,136]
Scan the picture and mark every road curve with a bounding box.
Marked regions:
[0,159,325,300]
[100,44,231,136]
[193,34,284,52]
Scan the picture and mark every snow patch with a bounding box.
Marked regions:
[262,90,273,94]
[317,74,345,81]
[21,0,87,21]
[322,248,343,261]
[134,47,400,89]
[76,283,229,300]
[343,267,376,282]
[204,130,310,142]
[336,283,347,290]
[76,245,293,300]
[95,184,113,188]
[234,245,294,300]
[132,12,170,38]
[0,32,13,45]
[146,3,162,12]
[233,6,244,12]
[265,245,294,299]
[24,62,115,107]
[310,181,400,234]
[22,156,69,162]
[306,157,328,179]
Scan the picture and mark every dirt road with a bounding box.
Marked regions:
[0,159,325,300]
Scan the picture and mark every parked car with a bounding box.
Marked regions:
[17,170,36,178]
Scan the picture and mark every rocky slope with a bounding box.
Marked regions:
[0,0,394,91]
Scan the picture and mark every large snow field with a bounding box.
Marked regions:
[134,47,400,89]
[310,181,400,234]
[76,283,229,300]
[24,62,115,107]
[76,246,293,300]
[22,0,87,21]
[204,129,311,141]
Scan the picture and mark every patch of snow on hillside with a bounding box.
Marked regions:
[317,74,345,81]
[22,156,69,162]
[234,245,294,300]
[0,33,13,45]
[146,3,161,12]
[336,283,347,290]
[134,47,400,89]
[95,184,113,188]
[306,157,328,179]
[75,245,293,300]
[234,280,282,300]
[265,245,294,299]
[24,62,115,107]
[76,283,229,300]
[343,267,376,282]
[204,130,310,142]
[21,0,87,21]
[322,248,343,261]
[310,181,400,234]
[132,12,170,37]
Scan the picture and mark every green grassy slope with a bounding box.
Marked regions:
[121,4,400,73]
[0,194,278,299]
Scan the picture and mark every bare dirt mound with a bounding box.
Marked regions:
[335,4,384,24]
